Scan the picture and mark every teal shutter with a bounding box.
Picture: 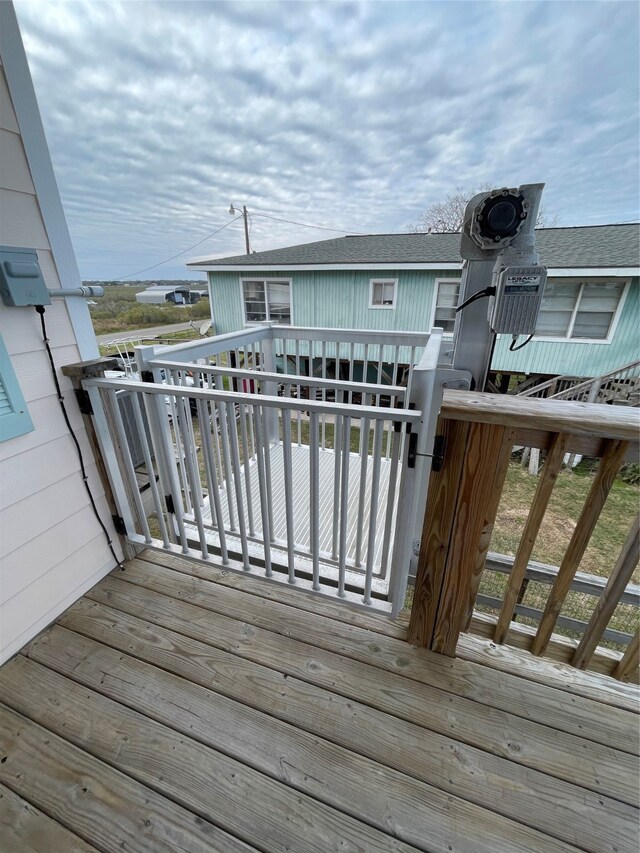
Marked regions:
[0,334,33,441]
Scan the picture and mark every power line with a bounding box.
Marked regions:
[251,211,367,235]
[114,215,243,280]
[112,208,367,280]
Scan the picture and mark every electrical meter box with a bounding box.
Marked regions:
[0,246,50,306]
[489,266,546,335]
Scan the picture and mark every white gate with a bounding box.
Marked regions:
[84,325,444,615]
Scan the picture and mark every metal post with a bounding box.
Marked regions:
[260,323,279,444]
[451,258,496,390]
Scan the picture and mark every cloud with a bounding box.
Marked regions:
[13,0,640,279]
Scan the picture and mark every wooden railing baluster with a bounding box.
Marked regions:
[531,439,629,657]
[572,515,640,670]
[494,432,569,644]
[614,629,640,682]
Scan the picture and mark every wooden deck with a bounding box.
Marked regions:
[1,549,638,853]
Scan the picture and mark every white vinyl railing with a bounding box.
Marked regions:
[84,325,442,615]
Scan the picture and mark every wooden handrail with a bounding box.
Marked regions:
[441,390,640,441]
[409,390,639,682]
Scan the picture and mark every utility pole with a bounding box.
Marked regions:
[229,203,251,255]
[241,205,250,255]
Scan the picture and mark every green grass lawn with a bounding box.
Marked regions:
[477,457,639,649]
[493,459,639,579]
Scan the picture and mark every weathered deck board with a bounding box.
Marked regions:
[1,549,638,853]
[1,657,418,853]
[81,573,638,809]
[140,550,639,736]
[138,548,407,637]
[0,705,255,853]
[22,624,578,853]
[119,556,639,755]
[72,583,640,852]
[0,783,98,853]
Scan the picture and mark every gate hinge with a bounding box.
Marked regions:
[75,388,93,415]
[407,433,446,471]
[165,494,175,514]
[407,431,418,468]
[141,370,154,383]
[111,514,127,535]
[432,434,445,472]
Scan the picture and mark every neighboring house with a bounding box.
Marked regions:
[0,5,121,663]
[136,284,201,305]
[188,225,640,380]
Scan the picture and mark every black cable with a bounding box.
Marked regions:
[455,286,496,313]
[114,215,243,280]
[35,305,123,568]
[251,211,367,234]
[509,332,535,352]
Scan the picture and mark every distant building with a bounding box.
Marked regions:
[187,225,640,381]
[135,284,201,305]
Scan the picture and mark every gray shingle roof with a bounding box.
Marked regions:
[188,224,640,269]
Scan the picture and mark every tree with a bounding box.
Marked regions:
[407,185,556,233]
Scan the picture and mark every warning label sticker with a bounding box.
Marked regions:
[504,274,541,294]
[505,284,539,293]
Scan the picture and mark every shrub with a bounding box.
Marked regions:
[122,305,185,326]
[619,463,640,486]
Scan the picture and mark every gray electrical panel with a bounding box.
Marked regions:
[489,266,547,335]
[0,246,50,306]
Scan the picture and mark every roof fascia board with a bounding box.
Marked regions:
[188,262,639,276]
[0,3,98,360]
[546,267,640,277]
[188,262,465,271]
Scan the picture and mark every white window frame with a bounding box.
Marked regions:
[239,277,293,326]
[533,278,630,344]
[369,278,397,309]
[430,278,462,337]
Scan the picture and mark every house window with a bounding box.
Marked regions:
[0,334,33,442]
[369,279,397,309]
[536,280,627,340]
[242,279,291,324]
[433,279,461,334]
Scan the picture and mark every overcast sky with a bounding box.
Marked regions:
[15,0,640,281]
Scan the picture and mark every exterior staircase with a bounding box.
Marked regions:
[518,360,640,407]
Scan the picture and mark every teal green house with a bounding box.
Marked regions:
[187,224,639,381]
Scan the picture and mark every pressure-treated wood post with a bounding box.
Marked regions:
[408,416,512,656]
[407,417,469,649]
